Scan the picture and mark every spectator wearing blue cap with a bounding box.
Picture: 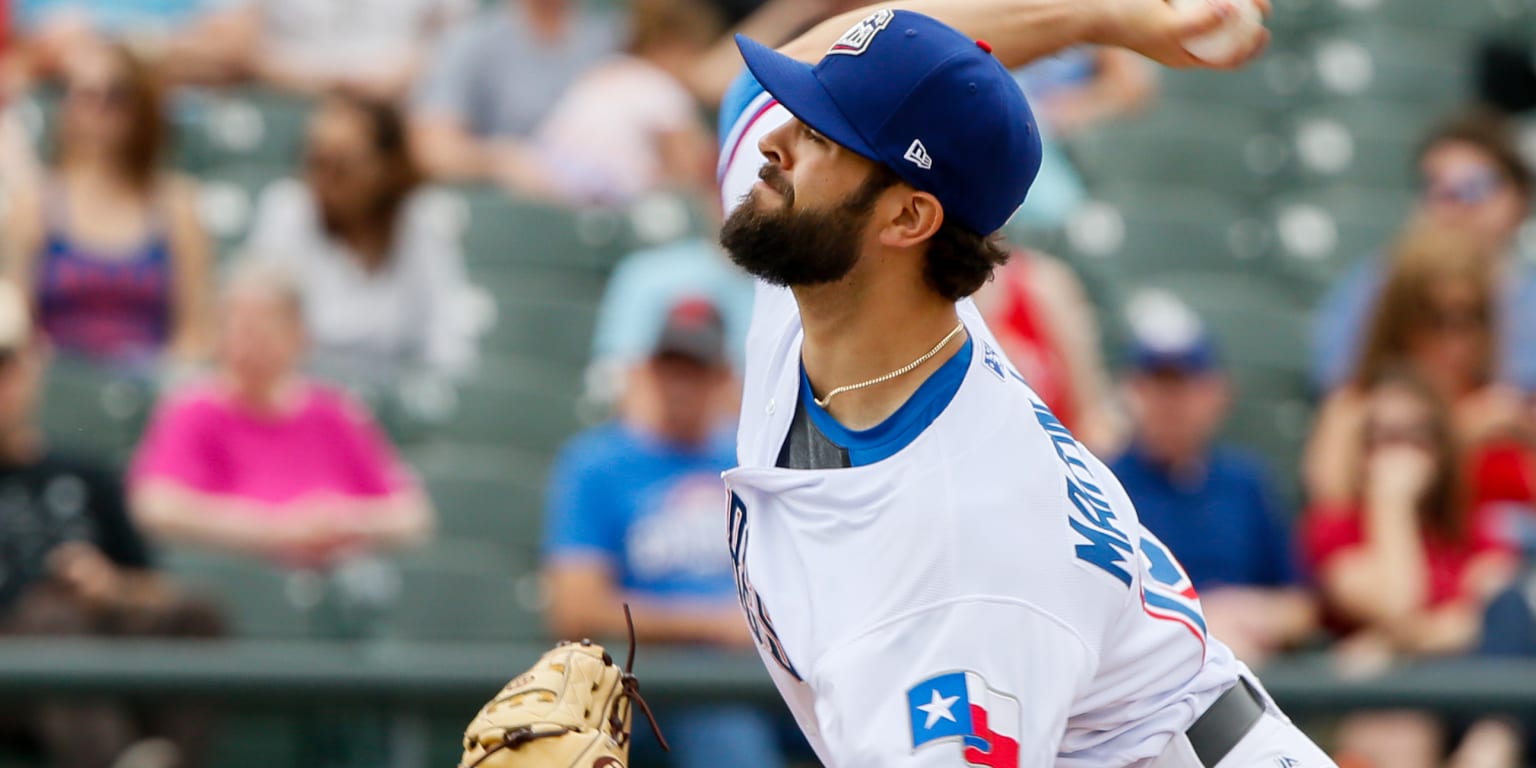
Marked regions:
[1109,293,1316,666]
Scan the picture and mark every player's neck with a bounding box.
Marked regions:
[794,277,964,431]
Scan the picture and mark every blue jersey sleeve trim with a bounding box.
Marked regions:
[800,338,974,466]
[719,69,767,146]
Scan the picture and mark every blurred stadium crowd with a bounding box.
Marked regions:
[0,0,1533,767]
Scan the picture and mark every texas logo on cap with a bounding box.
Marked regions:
[907,671,1020,767]
[827,8,893,56]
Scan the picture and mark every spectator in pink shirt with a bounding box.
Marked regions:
[128,262,433,568]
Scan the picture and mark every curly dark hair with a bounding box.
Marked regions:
[860,165,1012,301]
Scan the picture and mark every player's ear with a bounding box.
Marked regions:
[878,189,944,249]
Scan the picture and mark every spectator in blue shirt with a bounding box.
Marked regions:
[1111,295,1316,666]
[543,296,788,768]
[1312,109,1536,394]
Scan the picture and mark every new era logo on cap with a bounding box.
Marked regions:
[904,139,932,170]
[827,8,893,56]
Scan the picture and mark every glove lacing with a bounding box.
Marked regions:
[467,604,669,768]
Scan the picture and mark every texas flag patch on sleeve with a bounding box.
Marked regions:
[906,671,1021,767]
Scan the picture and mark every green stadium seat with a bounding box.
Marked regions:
[1287,100,1432,189]
[174,89,313,173]
[1158,44,1303,113]
[406,441,551,543]
[1062,184,1279,286]
[436,357,584,450]
[478,297,600,367]
[160,549,318,639]
[1328,0,1530,35]
[386,541,545,642]
[1299,26,1473,109]
[1068,100,1285,198]
[1267,184,1412,274]
[38,357,155,463]
[457,188,631,271]
[1263,0,1344,35]
[470,261,610,306]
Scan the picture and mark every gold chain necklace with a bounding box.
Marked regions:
[813,322,967,408]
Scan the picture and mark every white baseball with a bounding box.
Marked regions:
[1170,0,1264,63]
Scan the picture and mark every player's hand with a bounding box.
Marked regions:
[1088,0,1270,70]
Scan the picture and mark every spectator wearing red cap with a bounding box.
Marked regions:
[543,295,794,768]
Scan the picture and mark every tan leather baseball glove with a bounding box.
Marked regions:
[458,608,666,768]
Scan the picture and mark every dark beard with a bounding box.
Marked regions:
[719,165,892,287]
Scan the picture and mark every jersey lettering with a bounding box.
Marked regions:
[727,491,803,680]
[1033,401,1134,585]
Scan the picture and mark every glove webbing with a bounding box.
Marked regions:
[466,605,669,768]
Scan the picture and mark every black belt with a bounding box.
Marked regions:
[1184,677,1266,767]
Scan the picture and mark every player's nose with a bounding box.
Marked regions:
[759,120,794,169]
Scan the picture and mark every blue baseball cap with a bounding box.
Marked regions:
[734,10,1042,235]
[1131,333,1219,375]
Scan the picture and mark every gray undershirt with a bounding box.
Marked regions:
[775,394,852,470]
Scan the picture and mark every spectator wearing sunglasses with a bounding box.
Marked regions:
[1,42,213,377]
[1303,368,1519,768]
[245,93,475,392]
[1306,219,1536,520]
[1312,108,1536,395]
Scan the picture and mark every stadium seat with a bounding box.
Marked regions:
[1158,43,1305,113]
[436,357,584,450]
[38,357,156,464]
[468,260,610,308]
[160,549,319,639]
[456,188,632,271]
[1286,100,1432,189]
[1062,184,1280,288]
[406,440,551,543]
[1068,100,1285,198]
[174,89,313,173]
[1266,184,1412,273]
[477,295,601,367]
[386,541,546,643]
[1299,25,1473,108]
[1327,0,1530,35]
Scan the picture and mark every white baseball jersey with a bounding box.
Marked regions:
[716,74,1260,768]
